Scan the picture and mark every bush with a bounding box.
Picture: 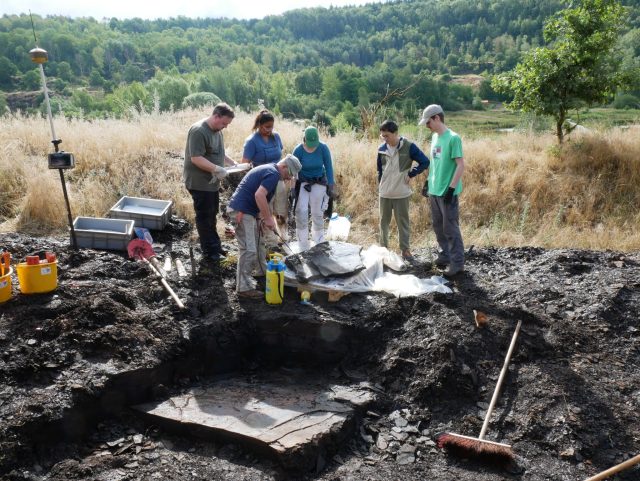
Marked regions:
[472,96,485,110]
[0,94,7,115]
[612,93,639,110]
[182,92,222,109]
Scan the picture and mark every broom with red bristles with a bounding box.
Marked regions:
[437,319,522,464]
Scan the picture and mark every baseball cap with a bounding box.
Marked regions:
[284,154,302,177]
[303,126,320,148]
[418,104,444,126]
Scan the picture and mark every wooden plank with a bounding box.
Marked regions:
[294,284,349,302]
[328,290,349,302]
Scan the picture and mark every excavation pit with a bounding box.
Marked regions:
[1,229,639,481]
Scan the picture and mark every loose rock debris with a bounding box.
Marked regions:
[0,224,639,481]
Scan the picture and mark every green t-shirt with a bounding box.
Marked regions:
[428,129,463,196]
[183,119,225,192]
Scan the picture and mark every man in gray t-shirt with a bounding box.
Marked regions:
[183,102,238,261]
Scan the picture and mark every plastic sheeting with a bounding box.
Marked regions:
[284,244,452,297]
[285,241,365,282]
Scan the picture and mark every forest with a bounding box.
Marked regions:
[1,0,639,129]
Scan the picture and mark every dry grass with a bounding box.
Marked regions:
[1,110,639,252]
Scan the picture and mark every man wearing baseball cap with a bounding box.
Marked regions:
[418,104,465,276]
[227,154,302,298]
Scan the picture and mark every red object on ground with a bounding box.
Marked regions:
[127,239,155,260]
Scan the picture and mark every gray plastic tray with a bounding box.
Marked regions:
[109,196,172,230]
[73,217,135,251]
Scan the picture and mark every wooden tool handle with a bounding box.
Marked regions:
[143,258,184,309]
[583,453,640,481]
[158,277,185,309]
[479,319,522,440]
[149,256,166,278]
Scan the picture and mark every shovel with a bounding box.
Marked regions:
[128,239,184,309]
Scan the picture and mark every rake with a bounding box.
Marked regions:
[437,319,522,463]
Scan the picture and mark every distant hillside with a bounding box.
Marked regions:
[1,0,638,123]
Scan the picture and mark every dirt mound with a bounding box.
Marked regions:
[0,224,639,480]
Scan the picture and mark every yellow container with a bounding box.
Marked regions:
[0,267,12,303]
[265,253,285,305]
[16,261,58,294]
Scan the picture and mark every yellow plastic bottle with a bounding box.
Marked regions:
[265,253,285,305]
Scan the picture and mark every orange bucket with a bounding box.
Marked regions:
[0,267,12,303]
[16,261,57,294]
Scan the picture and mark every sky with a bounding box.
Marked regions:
[2,0,386,21]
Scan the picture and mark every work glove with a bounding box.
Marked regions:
[214,166,228,180]
[327,184,338,200]
[421,180,429,198]
[443,187,455,204]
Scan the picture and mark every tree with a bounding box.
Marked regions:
[123,62,144,83]
[56,61,73,82]
[492,0,627,143]
[21,70,42,91]
[268,73,289,113]
[0,56,17,88]
[360,72,426,136]
[148,76,190,111]
[89,68,105,88]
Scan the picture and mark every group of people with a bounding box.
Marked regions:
[183,102,465,298]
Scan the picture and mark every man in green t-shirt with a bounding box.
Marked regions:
[418,104,465,276]
[184,102,238,262]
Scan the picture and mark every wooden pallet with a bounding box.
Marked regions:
[293,284,350,302]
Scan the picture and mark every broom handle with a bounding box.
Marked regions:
[479,319,522,440]
[583,453,640,481]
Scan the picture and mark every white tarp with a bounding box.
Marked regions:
[284,244,452,297]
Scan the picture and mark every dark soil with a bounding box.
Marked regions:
[1,220,639,481]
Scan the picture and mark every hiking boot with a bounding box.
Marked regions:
[204,252,226,262]
[443,265,464,277]
[434,255,450,267]
[238,289,263,299]
[402,250,419,267]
